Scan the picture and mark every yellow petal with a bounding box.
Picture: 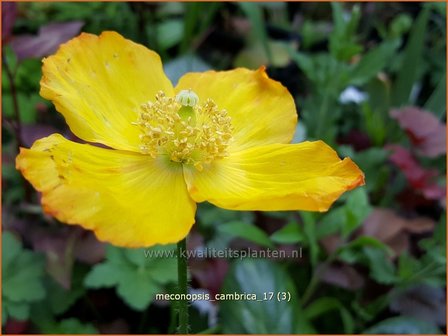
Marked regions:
[184,142,365,212]
[40,31,174,151]
[176,67,297,152]
[16,134,196,247]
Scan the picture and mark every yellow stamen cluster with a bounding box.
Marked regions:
[133,91,233,170]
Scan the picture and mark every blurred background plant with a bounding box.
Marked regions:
[2,2,446,334]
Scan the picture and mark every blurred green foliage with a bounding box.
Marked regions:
[2,232,46,323]
[84,245,177,311]
[2,2,446,334]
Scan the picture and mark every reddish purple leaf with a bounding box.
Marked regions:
[98,319,130,334]
[74,231,106,265]
[390,285,446,326]
[2,2,17,43]
[361,208,408,257]
[187,230,229,296]
[4,319,29,334]
[32,229,80,289]
[320,234,343,254]
[21,124,59,147]
[338,129,372,151]
[190,258,229,297]
[387,144,445,200]
[317,263,365,290]
[390,106,446,158]
[361,208,435,256]
[31,227,104,289]
[10,21,84,61]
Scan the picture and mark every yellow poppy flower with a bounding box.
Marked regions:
[16,31,365,248]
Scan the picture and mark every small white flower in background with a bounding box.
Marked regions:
[343,12,351,22]
[410,83,422,104]
[339,86,368,104]
[189,288,218,327]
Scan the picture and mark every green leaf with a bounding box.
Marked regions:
[234,40,292,69]
[343,187,372,238]
[301,20,330,49]
[364,316,441,334]
[364,247,397,284]
[351,148,390,193]
[40,318,98,334]
[316,207,345,239]
[218,221,274,248]
[361,100,388,146]
[4,300,29,321]
[15,58,43,91]
[389,13,412,38]
[349,40,399,86]
[364,78,391,146]
[351,295,390,323]
[84,245,177,311]
[340,236,389,252]
[2,92,43,124]
[2,233,46,303]
[2,47,18,80]
[179,2,200,53]
[301,212,319,268]
[288,51,315,82]
[238,2,272,63]
[424,2,446,16]
[30,300,62,331]
[2,162,25,205]
[316,188,372,241]
[47,275,85,315]
[337,236,390,264]
[220,259,313,333]
[124,248,148,268]
[304,297,355,334]
[117,272,162,311]
[397,253,422,283]
[392,7,430,106]
[424,72,446,118]
[2,232,46,325]
[104,244,129,264]
[155,19,184,50]
[2,231,22,271]
[331,2,345,36]
[146,253,178,284]
[398,250,445,287]
[329,3,362,61]
[270,222,304,244]
[197,203,255,228]
[126,244,177,279]
[289,52,351,93]
[345,4,361,37]
[84,263,123,288]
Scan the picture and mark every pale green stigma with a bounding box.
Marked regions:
[176,89,198,122]
[176,89,199,107]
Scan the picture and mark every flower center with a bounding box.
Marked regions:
[133,90,233,170]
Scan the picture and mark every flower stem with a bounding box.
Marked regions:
[177,238,189,334]
[315,92,329,140]
[2,52,23,148]
[3,50,33,203]
[301,252,338,306]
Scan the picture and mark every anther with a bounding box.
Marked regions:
[134,90,233,170]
